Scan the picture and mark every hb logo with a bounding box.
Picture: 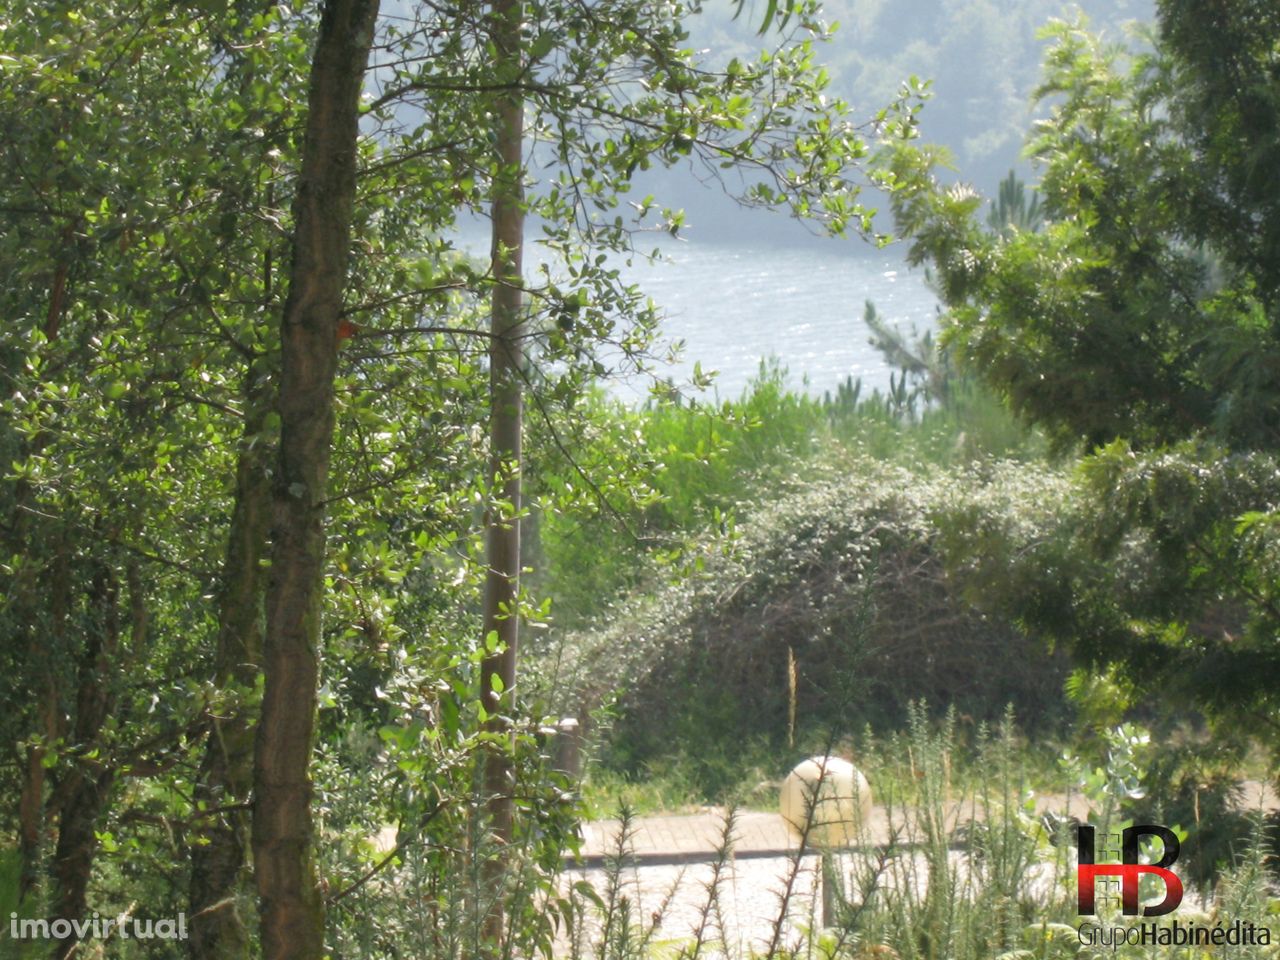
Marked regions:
[1077,824,1183,916]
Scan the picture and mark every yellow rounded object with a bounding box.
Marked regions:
[779,756,872,847]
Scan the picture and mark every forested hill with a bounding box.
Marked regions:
[647,0,1155,242]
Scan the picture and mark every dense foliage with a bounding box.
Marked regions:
[0,0,923,956]
[644,0,1154,234]
[2,0,1278,957]
[886,3,1280,756]
[549,454,1073,787]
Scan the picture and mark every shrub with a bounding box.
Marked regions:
[547,457,1074,783]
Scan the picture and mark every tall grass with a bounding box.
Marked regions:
[558,711,1276,960]
[534,360,1043,632]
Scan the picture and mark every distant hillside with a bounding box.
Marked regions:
[637,0,1154,243]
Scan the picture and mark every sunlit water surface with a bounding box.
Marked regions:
[608,239,939,401]
[456,229,939,403]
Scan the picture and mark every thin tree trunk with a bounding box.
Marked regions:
[251,3,378,958]
[10,276,74,899]
[191,27,281,957]
[17,541,67,902]
[480,0,526,941]
[18,712,51,899]
[190,399,272,960]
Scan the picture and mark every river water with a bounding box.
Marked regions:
[456,227,940,403]
[609,239,939,402]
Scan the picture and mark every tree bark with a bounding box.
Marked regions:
[9,331,72,904]
[190,398,272,960]
[16,540,66,902]
[251,2,378,958]
[480,0,526,941]
[49,559,123,960]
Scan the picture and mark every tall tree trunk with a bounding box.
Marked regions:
[9,279,74,900]
[49,771,114,960]
[480,0,526,942]
[16,539,67,902]
[49,559,123,960]
[190,398,272,960]
[251,3,378,958]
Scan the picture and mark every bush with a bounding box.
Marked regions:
[529,359,1042,633]
[548,457,1074,784]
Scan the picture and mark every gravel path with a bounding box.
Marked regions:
[561,853,827,951]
